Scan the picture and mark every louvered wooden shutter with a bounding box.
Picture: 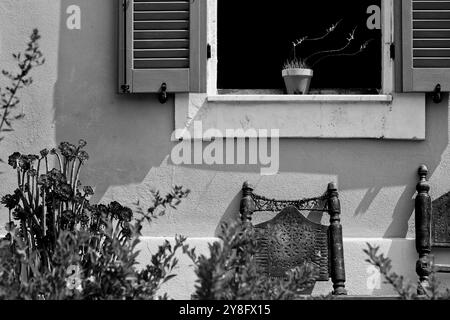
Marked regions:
[402,0,450,91]
[118,0,206,93]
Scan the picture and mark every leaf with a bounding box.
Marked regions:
[162,274,177,284]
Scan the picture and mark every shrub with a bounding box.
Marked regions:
[185,221,322,300]
[1,29,44,161]
[0,141,189,300]
[364,243,450,300]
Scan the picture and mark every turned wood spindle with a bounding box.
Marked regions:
[240,182,256,224]
[327,182,347,295]
[415,165,432,295]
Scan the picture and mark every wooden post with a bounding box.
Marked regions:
[240,182,255,224]
[327,182,347,295]
[415,165,432,295]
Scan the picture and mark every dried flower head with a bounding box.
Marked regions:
[59,142,77,161]
[40,148,49,157]
[1,192,20,210]
[83,186,94,197]
[78,139,87,148]
[8,152,21,169]
[78,150,89,162]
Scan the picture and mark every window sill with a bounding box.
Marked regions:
[174,93,425,141]
[207,94,394,103]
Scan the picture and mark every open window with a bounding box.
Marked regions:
[216,0,384,95]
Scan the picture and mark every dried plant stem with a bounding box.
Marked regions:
[42,189,47,236]
[304,28,355,66]
[311,48,366,68]
[0,69,26,132]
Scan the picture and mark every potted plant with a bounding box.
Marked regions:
[282,21,371,95]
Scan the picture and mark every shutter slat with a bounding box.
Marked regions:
[414,11,450,20]
[414,20,450,29]
[134,59,189,69]
[134,11,189,21]
[134,0,187,2]
[414,39,450,48]
[414,30,450,38]
[414,58,450,68]
[134,30,189,39]
[414,48,450,56]
[414,2,450,10]
[134,40,189,49]
[134,3,189,11]
[134,49,189,58]
[134,21,188,30]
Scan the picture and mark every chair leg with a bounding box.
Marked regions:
[240,181,255,224]
[327,182,347,295]
[415,165,432,295]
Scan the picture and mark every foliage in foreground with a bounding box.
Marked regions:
[365,243,450,300]
[0,141,190,300]
[1,29,44,161]
[186,221,325,300]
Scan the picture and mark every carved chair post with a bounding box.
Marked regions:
[415,165,432,295]
[240,182,256,224]
[326,182,347,295]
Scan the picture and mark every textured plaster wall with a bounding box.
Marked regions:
[1,0,450,297]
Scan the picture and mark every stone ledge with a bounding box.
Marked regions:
[207,94,394,103]
[174,93,426,141]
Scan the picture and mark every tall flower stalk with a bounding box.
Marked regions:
[284,21,371,70]
[1,141,92,274]
[0,29,45,158]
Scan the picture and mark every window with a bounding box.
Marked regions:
[217,0,383,94]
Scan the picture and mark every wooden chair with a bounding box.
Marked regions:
[239,181,347,295]
[415,165,450,294]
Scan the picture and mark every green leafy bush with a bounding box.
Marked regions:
[0,141,189,300]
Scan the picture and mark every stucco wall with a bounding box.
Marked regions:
[1,0,450,297]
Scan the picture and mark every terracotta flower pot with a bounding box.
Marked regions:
[282,68,313,94]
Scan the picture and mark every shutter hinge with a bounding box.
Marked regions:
[390,43,395,60]
[123,0,129,10]
[207,44,211,59]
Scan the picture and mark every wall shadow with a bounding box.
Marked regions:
[54,0,177,202]
[171,93,449,238]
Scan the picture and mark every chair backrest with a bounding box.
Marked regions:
[415,165,450,295]
[239,182,347,295]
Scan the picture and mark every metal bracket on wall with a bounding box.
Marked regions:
[158,83,168,104]
[432,84,442,104]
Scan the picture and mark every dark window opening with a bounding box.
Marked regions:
[217,0,382,93]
